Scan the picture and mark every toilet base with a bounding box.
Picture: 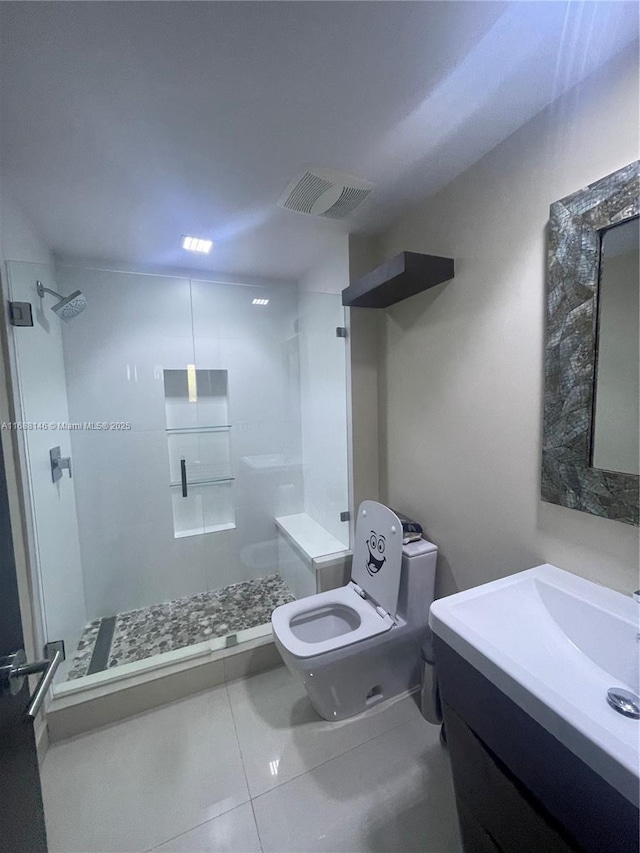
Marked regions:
[275,630,423,721]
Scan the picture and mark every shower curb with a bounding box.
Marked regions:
[45,634,282,743]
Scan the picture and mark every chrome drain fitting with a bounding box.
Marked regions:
[607,688,640,719]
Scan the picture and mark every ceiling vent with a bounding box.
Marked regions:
[278,167,374,220]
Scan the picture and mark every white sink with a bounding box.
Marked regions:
[429,564,640,805]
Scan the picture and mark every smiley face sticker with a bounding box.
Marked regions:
[366,530,386,576]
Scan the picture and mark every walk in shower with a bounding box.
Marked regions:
[6,261,351,694]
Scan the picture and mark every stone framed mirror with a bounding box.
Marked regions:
[542,161,639,526]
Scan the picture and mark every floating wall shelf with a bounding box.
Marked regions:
[342,251,454,309]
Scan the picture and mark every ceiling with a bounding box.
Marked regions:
[1,2,637,281]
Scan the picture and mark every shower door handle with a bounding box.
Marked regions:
[180,458,188,497]
[0,648,61,718]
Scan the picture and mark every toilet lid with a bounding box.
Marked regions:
[351,501,403,619]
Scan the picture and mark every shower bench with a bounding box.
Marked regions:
[275,513,351,600]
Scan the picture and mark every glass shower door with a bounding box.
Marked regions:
[6,262,214,685]
[190,278,304,641]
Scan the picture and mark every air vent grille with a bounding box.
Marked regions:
[320,186,372,220]
[284,172,333,214]
[278,167,374,219]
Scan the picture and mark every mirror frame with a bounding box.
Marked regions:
[542,160,639,526]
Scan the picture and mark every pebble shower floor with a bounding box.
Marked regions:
[66,574,295,679]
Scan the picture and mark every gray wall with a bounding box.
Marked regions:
[353,45,639,596]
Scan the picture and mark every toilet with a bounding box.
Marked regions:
[271,501,438,721]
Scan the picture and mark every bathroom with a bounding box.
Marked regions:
[0,2,638,852]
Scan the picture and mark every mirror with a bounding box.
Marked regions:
[592,218,639,476]
[542,161,639,526]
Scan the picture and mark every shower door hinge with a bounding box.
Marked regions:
[340,511,350,522]
[44,640,66,662]
[336,326,348,338]
[8,301,34,327]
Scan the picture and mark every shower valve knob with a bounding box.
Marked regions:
[50,446,72,482]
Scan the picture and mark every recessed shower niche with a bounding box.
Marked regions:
[163,367,235,538]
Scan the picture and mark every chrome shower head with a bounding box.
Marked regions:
[51,291,86,321]
[36,281,87,322]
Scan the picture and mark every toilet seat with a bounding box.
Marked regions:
[272,584,394,659]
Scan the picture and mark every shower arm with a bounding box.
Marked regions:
[36,281,65,301]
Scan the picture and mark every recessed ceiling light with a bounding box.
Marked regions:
[252,298,269,306]
[181,235,213,254]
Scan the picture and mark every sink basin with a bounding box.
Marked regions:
[429,564,640,805]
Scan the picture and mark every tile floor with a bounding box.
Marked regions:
[67,575,295,680]
[41,665,462,853]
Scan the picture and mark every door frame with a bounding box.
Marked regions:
[0,274,48,761]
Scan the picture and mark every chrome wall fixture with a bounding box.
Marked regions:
[50,446,72,483]
[36,280,87,322]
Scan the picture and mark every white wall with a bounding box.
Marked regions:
[1,194,86,654]
[59,265,303,619]
[1,196,52,266]
[369,45,639,596]
[298,240,350,547]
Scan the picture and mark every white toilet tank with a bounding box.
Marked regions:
[396,539,438,629]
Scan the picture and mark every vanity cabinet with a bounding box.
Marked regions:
[434,637,639,853]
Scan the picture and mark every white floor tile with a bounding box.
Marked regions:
[151,803,262,853]
[252,717,462,853]
[227,667,422,797]
[41,687,250,853]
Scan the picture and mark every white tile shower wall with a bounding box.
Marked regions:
[5,261,86,649]
[192,279,305,577]
[60,267,303,619]
[297,289,350,548]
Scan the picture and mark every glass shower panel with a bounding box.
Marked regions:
[190,279,304,631]
[296,290,350,551]
[274,289,351,601]
[5,261,86,682]
[7,262,214,684]
[190,279,351,633]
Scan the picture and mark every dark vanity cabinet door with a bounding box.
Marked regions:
[434,638,639,853]
[443,702,579,852]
